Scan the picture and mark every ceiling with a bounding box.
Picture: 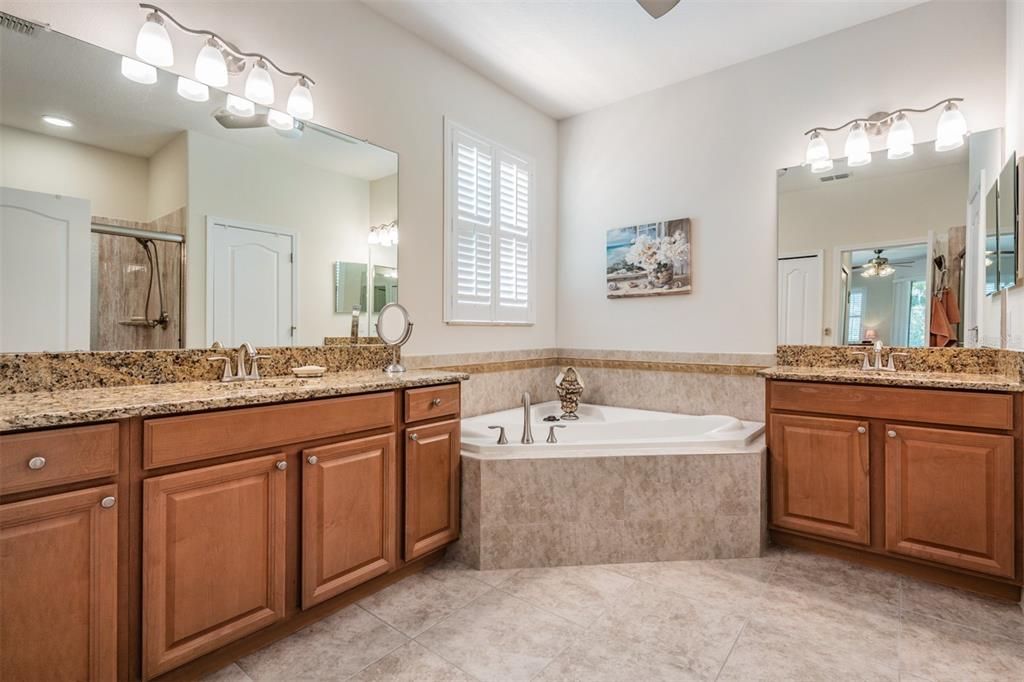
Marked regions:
[0,26,397,180]
[362,0,928,119]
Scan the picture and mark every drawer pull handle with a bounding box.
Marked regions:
[306,455,319,465]
[431,398,442,407]
[887,430,897,438]
[410,433,419,442]
[100,496,116,509]
[27,456,46,470]
[276,460,288,471]
[857,426,867,434]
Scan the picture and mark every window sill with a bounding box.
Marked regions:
[444,320,535,327]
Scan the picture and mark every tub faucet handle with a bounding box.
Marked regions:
[546,424,566,444]
[488,425,508,445]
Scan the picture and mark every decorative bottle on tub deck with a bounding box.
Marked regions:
[555,367,584,420]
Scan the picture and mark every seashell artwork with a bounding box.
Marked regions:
[554,366,584,420]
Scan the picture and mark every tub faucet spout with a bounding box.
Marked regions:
[521,392,534,444]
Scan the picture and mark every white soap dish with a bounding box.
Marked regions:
[291,365,326,378]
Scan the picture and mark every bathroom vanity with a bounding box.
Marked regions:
[763,369,1022,600]
[0,375,463,681]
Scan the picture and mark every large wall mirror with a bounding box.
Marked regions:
[0,25,397,353]
[778,128,1019,349]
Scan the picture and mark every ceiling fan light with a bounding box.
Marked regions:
[286,78,314,120]
[805,131,830,165]
[245,60,275,105]
[861,264,877,278]
[887,113,914,160]
[267,108,294,131]
[121,56,157,85]
[935,101,967,152]
[195,39,228,87]
[176,76,209,102]
[845,123,871,167]
[136,12,173,67]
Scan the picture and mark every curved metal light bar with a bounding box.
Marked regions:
[802,98,963,136]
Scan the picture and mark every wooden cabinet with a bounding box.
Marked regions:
[142,454,288,678]
[405,418,461,560]
[769,414,871,545]
[0,423,119,495]
[1,485,118,682]
[885,424,1015,578]
[301,433,397,609]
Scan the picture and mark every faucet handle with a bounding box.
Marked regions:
[207,356,234,382]
[849,351,870,371]
[546,424,567,444]
[488,425,508,445]
[886,352,910,372]
[248,354,272,380]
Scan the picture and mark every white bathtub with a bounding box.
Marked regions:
[461,402,765,458]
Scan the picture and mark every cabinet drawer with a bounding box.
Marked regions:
[769,381,1013,430]
[405,384,460,423]
[0,424,119,495]
[144,392,395,469]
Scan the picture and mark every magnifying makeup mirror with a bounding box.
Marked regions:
[375,303,413,373]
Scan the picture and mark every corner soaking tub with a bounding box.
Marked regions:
[461,402,765,457]
[452,402,768,570]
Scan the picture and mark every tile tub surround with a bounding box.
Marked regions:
[451,446,767,570]
[0,344,394,394]
[0,369,467,431]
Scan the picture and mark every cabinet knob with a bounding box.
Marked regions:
[857,426,867,434]
[410,433,419,442]
[276,460,288,471]
[100,496,116,509]
[306,455,319,465]
[431,398,442,407]
[887,430,897,438]
[27,456,46,470]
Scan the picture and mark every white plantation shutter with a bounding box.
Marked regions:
[445,122,534,324]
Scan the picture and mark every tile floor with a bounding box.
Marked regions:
[204,548,1024,681]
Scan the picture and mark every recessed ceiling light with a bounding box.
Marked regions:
[41,115,74,128]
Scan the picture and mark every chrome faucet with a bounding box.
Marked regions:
[521,392,534,444]
[207,342,269,382]
[851,341,909,373]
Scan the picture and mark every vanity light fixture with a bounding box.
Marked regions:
[266,108,295,131]
[225,94,255,117]
[176,76,209,102]
[130,4,316,114]
[121,56,158,85]
[803,97,965,169]
[41,115,74,128]
[368,221,398,247]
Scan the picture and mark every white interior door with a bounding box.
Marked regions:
[777,254,823,345]
[207,218,294,347]
[0,187,91,352]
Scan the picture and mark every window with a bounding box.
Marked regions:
[444,121,534,324]
[846,289,865,344]
[907,280,928,347]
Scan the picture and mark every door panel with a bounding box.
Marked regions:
[143,454,287,678]
[1,485,117,682]
[404,419,460,560]
[302,434,397,609]
[777,254,822,345]
[885,425,1014,578]
[770,414,870,545]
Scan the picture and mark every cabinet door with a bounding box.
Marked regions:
[143,454,287,678]
[404,419,460,560]
[885,425,1015,578]
[1,485,118,682]
[770,414,871,545]
[301,434,397,609]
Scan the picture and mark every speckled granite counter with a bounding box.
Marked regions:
[759,366,1024,392]
[0,369,468,432]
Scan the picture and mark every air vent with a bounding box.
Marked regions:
[0,11,44,35]
[820,172,852,183]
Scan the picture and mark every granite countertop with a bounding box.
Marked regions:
[0,369,469,432]
[759,366,1024,393]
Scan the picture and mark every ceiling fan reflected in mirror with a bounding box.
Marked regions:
[636,0,682,19]
[855,249,914,278]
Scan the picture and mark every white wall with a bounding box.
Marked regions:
[147,132,187,222]
[1,0,558,355]
[558,0,1006,353]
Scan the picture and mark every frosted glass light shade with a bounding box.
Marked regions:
[845,123,871,167]
[245,62,275,105]
[267,109,294,131]
[287,79,314,120]
[176,76,209,102]
[887,113,914,160]
[388,225,398,244]
[805,131,830,165]
[368,228,380,245]
[811,158,833,174]
[935,102,967,152]
[225,94,255,117]
[136,14,173,67]
[121,56,157,85]
[195,40,228,87]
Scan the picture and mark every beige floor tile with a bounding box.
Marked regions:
[470,567,522,587]
[358,559,493,637]
[199,663,253,682]
[899,611,1024,681]
[498,565,635,626]
[349,641,476,682]
[900,578,1024,644]
[415,589,582,681]
[236,605,407,681]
